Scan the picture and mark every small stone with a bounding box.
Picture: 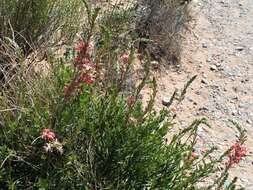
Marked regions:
[246,119,252,124]
[199,106,209,112]
[231,110,237,116]
[202,43,208,48]
[201,79,208,85]
[210,65,217,71]
[151,61,159,69]
[162,96,171,106]
[215,63,221,67]
[235,46,244,51]
[232,96,238,101]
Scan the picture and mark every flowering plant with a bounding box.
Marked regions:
[41,129,63,154]
[228,143,247,166]
[0,1,248,189]
[64,40,95,98]
[41,128,56,141]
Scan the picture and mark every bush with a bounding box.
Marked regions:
[0,55,247,189]
[0,0,85,86]
[0,1,247,189]
[136,0,193,64]
[0,0,84,53]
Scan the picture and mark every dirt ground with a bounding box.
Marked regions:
[143,0,253,188]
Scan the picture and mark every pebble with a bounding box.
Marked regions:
[215,63,221,67]
[161,96,171,106]
[235,46,244,51]
[151,61,159,69]
[231,110,237,116]
[210,65,218,71]
[201,79,209,85]
[202,43,208,48]
[246,119,252,124]
[206,58,212,62]
[199,106,209,112]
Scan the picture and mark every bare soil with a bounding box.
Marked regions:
[144,0,253,188]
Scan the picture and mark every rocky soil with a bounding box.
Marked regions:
[145,0,253,188]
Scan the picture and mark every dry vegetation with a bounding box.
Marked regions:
[136,0,192,64]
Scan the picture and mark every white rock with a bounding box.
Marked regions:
[162,96,171,106]
[201,79,208,85]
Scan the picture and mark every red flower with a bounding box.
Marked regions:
[64,40,95,98]
[120,53,129,64]
[74,55,81,63]
[75,41,93,52]
[228,143,247,166]
[79,73,94,84]
[41,129,56,142]
[84,77,94,84]
[75,41,87,51]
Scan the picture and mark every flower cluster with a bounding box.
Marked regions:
[41,128,63,154]
[228,142,247,166]
[64,40,95,98]
[42,128,56,141]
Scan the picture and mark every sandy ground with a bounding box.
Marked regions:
[142,0,253,188]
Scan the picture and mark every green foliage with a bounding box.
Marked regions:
[0,0,84,52]
[0,1,247,189]
[0,59,246,189]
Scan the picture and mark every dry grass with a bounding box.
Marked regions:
[136,0,193,65]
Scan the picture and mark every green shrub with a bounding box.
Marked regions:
[0,0,84,86]
[0,1,247,189]
[0,56,247,189]
[0,0,84,53]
